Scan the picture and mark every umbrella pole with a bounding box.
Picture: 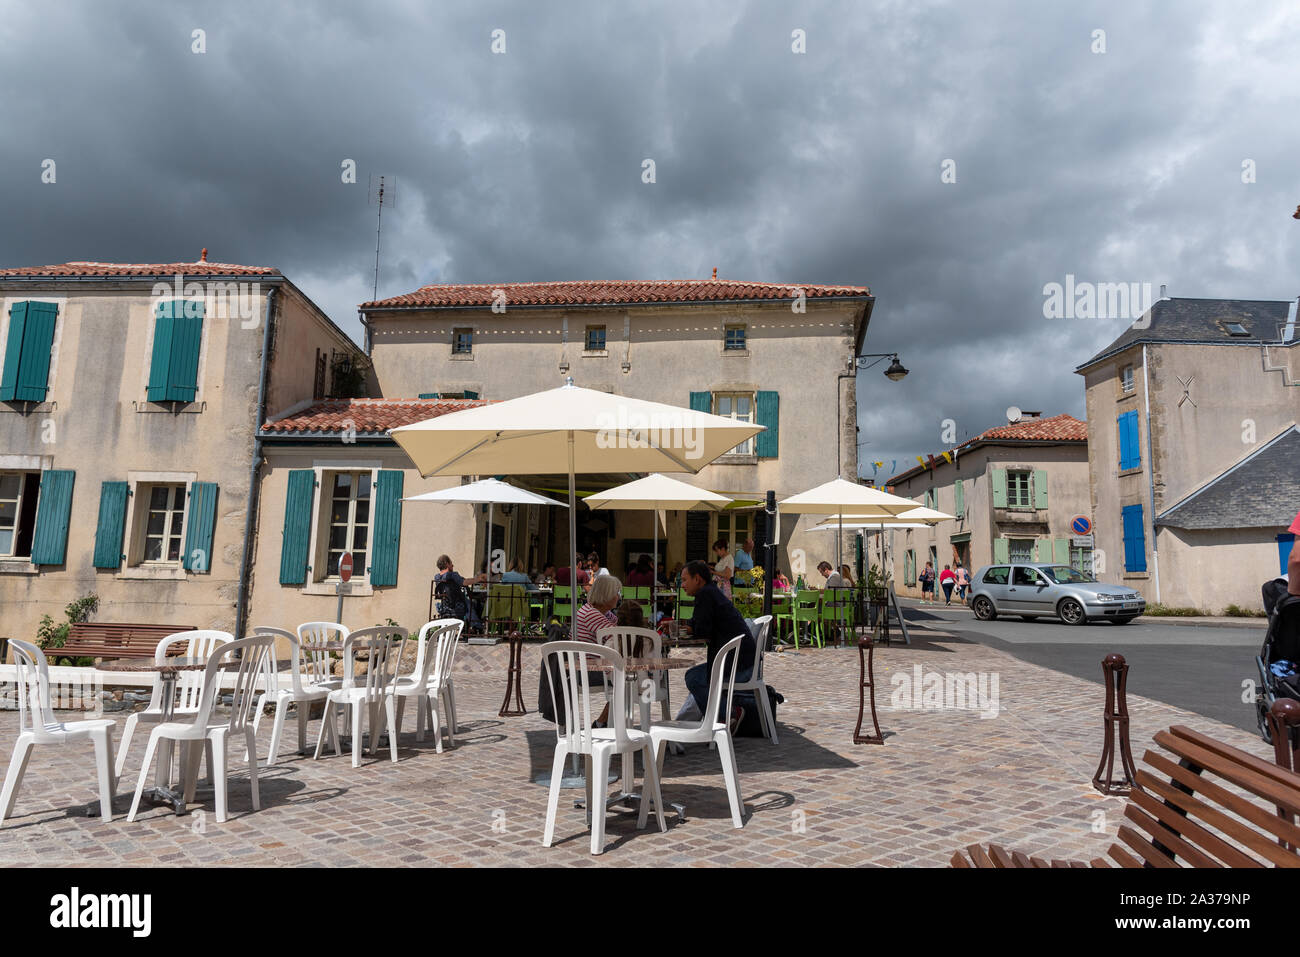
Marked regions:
[653,508,659,622]
[568,431,579,642]
[485,501,494,633]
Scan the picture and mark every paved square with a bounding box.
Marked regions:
[0,622,1274,866]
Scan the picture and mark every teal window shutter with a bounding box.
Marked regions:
[1034,469,1049,509]
[1,301,58,402]
[991,468,1008,508]
[369,470,404,586]
[148,300,204,402]
[280,470,316,585]
[463,391,479,399]
[92,481,130,569]
[993,538,1010,564]
[755,391,779,458]
[182,481,219,572]
[954,479,965,518]
[689,391,712,413]
[31,469,75,565]
[1053,538,1070,564]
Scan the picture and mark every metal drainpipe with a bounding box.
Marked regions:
[234,287,278,639]
[1142,344,1160,602]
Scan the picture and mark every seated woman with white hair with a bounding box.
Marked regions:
[575,573,622,643]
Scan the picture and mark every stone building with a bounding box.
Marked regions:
[886,413,1091,597]
[1076,296,1300,612]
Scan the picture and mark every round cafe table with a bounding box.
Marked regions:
[98,657,209,815]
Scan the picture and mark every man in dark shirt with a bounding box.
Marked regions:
[681,559,755,721]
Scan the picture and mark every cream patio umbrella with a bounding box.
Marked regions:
[389,380,763,640]
[778,478,921,570]
[585,473,732,600]
[403,478,568,629]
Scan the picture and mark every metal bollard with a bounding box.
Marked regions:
[1092,653,1139,794]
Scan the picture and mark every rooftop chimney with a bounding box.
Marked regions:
[1160,283,1167,300]
[200,248,208,262]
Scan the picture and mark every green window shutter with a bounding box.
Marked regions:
[182,481,219,572]
[147,303,177,402]
[463,390,479,399]
[31,469,75,565]
[991,468,1008,508]
[755,390,779,458]
[279,470,316,585]
[92,481,130,569]
[148,300,204,402]
[904,550,915,585]
[1035,538,1052,562]
[993,538,1010,564]
[1053,538,1070,564]
[1,301,58,402]
[954,479,965,518]
[369,469,404,587]
[0,301,27,400]
[689,391,712,413]
[1034,469,1049,509]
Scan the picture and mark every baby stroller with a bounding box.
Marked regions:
[1254,577,1300,742]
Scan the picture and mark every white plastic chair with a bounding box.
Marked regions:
[114,629,232,779]
[1,640,118,824]
[313,626,407,767]
[597,625,672,728]
[648,635,745,828]
[540,641,666,855]
[732,615,777,744]
[394,619,463,752]
[126,634,274,823]
[249,625,338,765]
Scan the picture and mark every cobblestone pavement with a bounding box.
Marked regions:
[0,623,1273,866]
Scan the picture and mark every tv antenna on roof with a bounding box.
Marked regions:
[368,174,396,302]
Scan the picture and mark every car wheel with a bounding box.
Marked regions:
[972,596,997,621]
[1058,598,1086,625]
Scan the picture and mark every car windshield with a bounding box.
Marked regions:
[1043,565,1094,584]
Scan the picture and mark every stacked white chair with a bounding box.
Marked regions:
[114,630,232,779]
[731,615,777,744]
[648,635,746,828]
[1,640,118,824]
[393,619,462,752]
[540,641,667,855]
[250,625,341,765]
[313,626,407,767]
[126,634,275,823]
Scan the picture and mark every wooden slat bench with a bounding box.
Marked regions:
[951,724,1300,868]
[57,623,197,662]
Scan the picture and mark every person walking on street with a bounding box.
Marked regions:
[939,564,956,605]
[919,561,936,604]
[955,562,970,601]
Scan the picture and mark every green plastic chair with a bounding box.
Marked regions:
[819,587,852,645]
[676,588,695,623]
[791,590,823,649]
[487,584,528,635]
[771,592,793,643]
[552,585,574,624]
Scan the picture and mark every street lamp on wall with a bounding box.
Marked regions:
[856,352,909,382]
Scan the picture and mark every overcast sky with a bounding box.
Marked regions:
[2,0,1297,479]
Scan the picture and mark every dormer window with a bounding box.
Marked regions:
[1224,322,1249,337]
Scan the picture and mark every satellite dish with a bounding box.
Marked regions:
[1006,405,1022,423]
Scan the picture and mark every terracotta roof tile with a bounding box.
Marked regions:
[967,413,1088,443]
[261,398,492,436]
[0,260,280,278]
[361,278,870,310]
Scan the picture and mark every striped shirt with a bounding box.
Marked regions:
[575,602,617,644]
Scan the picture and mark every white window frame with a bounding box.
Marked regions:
[713,511,750,554]
[1120,364,1135,394]
[120,472,196,578]
[316,468,375,584]
[714,392,755,456]
[0,470,36,559]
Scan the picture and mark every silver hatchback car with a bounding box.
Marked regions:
[967,562,1146,625]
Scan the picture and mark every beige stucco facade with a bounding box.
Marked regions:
[887,437,1091,599]
[0,274,361,648]
[1081,338,1300,612]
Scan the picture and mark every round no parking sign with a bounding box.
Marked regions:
[1071,515,1093,536]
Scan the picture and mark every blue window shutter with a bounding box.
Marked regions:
[92,481,130,569]
[1122,504,1147,572]
[183,481,219,572]
[689,391,712,413]
[1119,411,1141,470]
[31,469,75,565]
[369,470,403,586]
[755,390,779,458]
[280,470,316,585]
[1129,413,1142,469]
[0,301,58,402]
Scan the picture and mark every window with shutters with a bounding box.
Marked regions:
[146,300,205,403]
[1008,538,1035,563]
[0,471,40,559]
[714,392,754,455]
[1006,470,1033,508]
[317,470,372,581]
[0,301,60,403]
[136,484,186,564]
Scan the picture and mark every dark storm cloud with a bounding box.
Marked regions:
[2,0,1297,478]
